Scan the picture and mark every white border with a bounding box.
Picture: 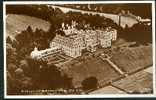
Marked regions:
[152,0,156,96]
[3,1,155,99]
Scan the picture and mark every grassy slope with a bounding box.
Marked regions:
[110,44,152,74]
[6,14,51,39]
[62,56,121,88]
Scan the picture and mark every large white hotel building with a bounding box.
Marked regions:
[31,21,117,59]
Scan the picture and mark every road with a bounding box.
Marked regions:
[51,5,138,28]
[99,56,125,75]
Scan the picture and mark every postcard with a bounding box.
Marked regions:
[3,0,155,99]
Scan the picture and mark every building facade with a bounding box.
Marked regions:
[50,33,84,58]
[30,46,62,60]
[50,21,117,58]
[31,21,117,59]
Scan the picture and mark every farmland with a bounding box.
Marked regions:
[112,71,153,94]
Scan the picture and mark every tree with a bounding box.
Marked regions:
[14,68,24,79]
[6,43,18,64]
[20,76,32,90]
[6,36,12,44]
[25,58,73,90]
[19,59,29,76]
[120,23,152,44]
[7,63,18,75]
[27,25,33,33]
[81,76,98,90]
[36,64,73,89]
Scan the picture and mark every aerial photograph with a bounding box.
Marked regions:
[5,2,153,96]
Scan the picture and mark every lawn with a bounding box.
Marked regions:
[6,14,51,39]
[61,56,121,88]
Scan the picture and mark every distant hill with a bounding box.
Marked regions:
[6,14,51,39]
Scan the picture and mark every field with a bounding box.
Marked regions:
[112,71,153,94]
[6,14,51,39]
[61,55,121,88]
[110,45,152,74]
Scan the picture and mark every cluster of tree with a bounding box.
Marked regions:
[7,56,73,95]
[62,4,152,19]
[6,5,63,32]
[63,11,119,30]
[6,5,119,31]
[119,23,152,44]
[6,26,73,95]
[8,26,55,60]
[81,76,98,91]
[6,4,152,34]
[6,5,62,21]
